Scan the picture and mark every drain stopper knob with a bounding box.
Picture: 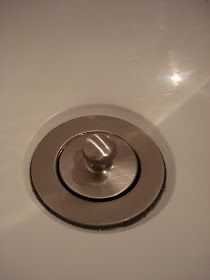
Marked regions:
[82,133,117,173]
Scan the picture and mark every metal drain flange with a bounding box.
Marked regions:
[30,116,166,229]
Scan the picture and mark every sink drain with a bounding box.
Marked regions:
[30,116,166,230]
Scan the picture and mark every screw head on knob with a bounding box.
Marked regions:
[82,133,117,173]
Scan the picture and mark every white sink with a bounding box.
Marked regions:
[1,1,210,279]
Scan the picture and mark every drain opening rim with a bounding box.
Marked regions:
[30,116,166,230]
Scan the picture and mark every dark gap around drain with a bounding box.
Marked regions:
[55,147,141,203]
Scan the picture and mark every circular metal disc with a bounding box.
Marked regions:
[58,133,139,200]
[30,116,166,230]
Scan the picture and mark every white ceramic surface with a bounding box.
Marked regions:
[1,1,210,279]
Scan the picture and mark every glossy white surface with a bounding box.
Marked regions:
[1,1,210,279]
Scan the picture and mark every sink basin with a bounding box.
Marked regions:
[0,1,210,279]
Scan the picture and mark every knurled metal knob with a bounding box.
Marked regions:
[82,133,117,173]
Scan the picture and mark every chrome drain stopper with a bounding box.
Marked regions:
[58,132,138,200]
[30,116,166,230]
